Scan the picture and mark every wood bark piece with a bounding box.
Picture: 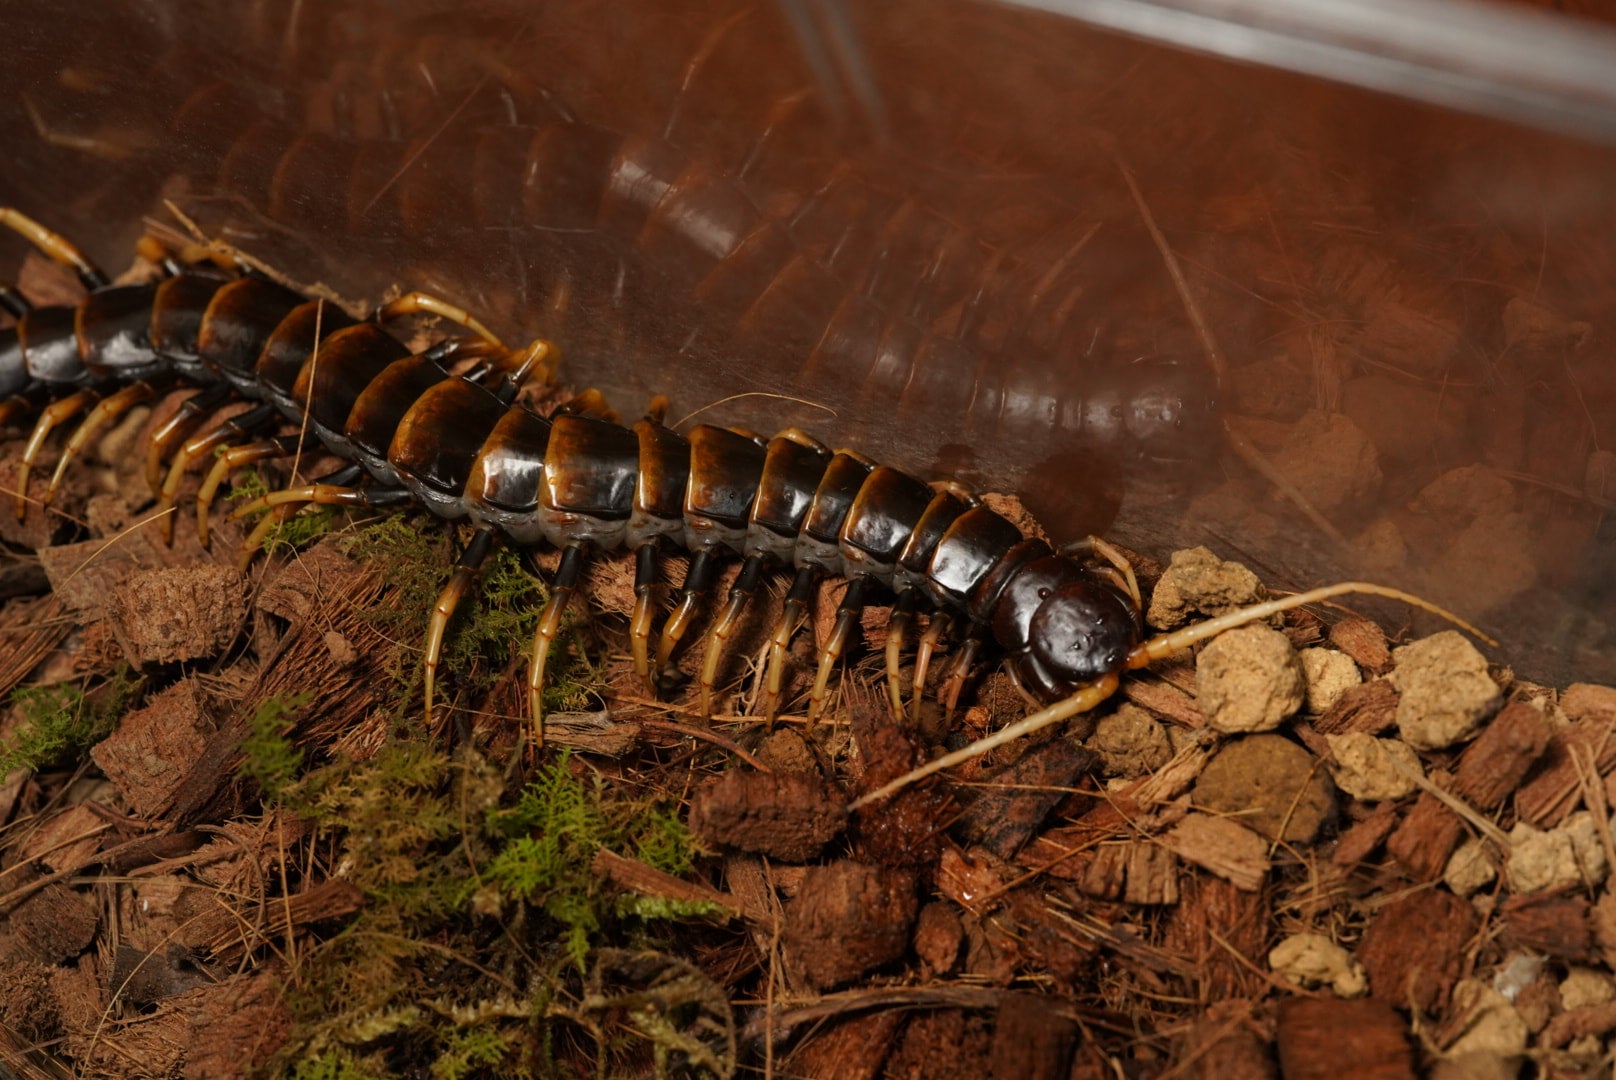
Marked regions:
[1358,890,1476,1011]
[1122,677,1204,728]
[783,1011,903,1080]
[1332,802,1399,866]
[1162,813,1270,891]
[1276,998,1416,1080]
[106,564,249,665]
[1329,617,1392,674]
[1313,679,1399,735]
[1387,702,1552,881]
[7,883,97,963]
[180,968,291,1080]
[91,677,217,818]
[1499,895,1595,962]
[1180,1004,1277,1080]
[187,879,363,963]
[989,992,1078,1079]
[687,769,847,863]
[782,861,917,991]
[1124,843,1179,905]
[1515,717,1616,828]
[1163,874,1270,1000]
[956,738,1096,858]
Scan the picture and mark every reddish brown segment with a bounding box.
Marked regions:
[389,377,507,496]
[290,322,409,433]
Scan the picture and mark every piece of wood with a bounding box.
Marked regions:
[1275,998,1416,1080]
[1358,890,1476,1012]
[8,883,98,964]
[1162,813,1270,891]
[1516,717,1616,828]
[783,1010,904,1080]
[1332,801,1399,867]
[1313,679,1399,736]
[1500,895,1595,962]
[89,677,218,818]
[990,992,1078,1080]
[1387,703,1553,881]
[1163,874,1270,1000]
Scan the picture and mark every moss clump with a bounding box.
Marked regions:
[273,743,713,1077]
[0,668,139,777]
[237,691,311,801]
[485,752,715,970]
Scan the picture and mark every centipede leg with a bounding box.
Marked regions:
[157,403,278,543]
[528,544,587,750]
[806,578,868,730]
[885,591,918,720]
[424,526,497,728]
[697,553,765,718]
[938,634,983,722]
[762,565,819,728]
[559,388,619,423]
[911,611,952,723]
[16,388,98,519]
[143,383,232,492]
[43,379,162,507]
[0,207,110,289]
[238,503,300,571]
[0,283,32,318]
[195,434,302,548]
[629,541,661,689]
[654,548,718,682]
[376,291,504,347]
[1063,535,1142,609]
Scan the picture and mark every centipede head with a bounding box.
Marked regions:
[992,555,1144,701]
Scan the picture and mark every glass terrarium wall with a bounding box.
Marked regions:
[4,0,1616,683]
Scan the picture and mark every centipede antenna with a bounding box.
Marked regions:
[0,207,109,290]
[15,389,97,519]
[529,544,587,750]
[849,674,1123,811]
[1064,535,1142,610]
[698,553,765,718]
[805,577,867,730]
[424,527,497,728]
[1126,581,1496,668]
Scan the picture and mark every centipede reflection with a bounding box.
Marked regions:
[0,208,1489,776]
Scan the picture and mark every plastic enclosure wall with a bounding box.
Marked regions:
[3,0,1615,683]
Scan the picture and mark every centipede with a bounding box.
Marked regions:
[0,206,1492,794]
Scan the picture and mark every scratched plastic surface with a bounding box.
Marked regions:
[4,0,1616,683]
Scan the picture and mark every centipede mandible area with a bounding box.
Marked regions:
[2,1,1616,1077]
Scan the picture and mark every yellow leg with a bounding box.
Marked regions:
[629,543,660,689]
[938,636,982,722]
[0,207,108,289]
[237,503,300,571]
[805,579,867,730]
[143,383,231,492]
[376,290,504,347]
[762,566,818,728]
[1064,535,1142,609]
[528,545,586,750]
[423,527,496,727]
[885,592,917,720]
[910,611,952,722]
[16,388,96,519]
[697,553,764,718]
[195,435,299,548]
[43,380,157,507]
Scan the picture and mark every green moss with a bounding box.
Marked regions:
[284,1049,392,1080]
[238,691,311,801]
[485,753,714,970]
[0,668,139,777]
